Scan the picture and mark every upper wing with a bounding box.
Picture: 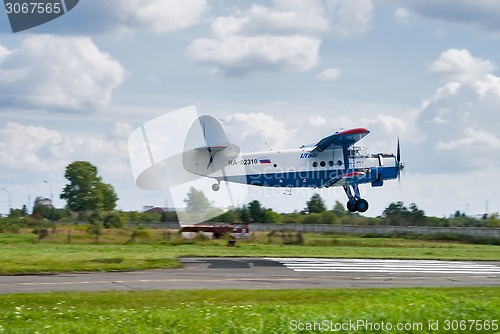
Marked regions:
[311,128,370,152]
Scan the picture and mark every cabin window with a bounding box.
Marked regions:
[320,161,326,167]
[329,161,334,166]
[312,161,318,167]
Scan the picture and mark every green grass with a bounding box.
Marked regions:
[0,230,498,274]
[0,288,498,333]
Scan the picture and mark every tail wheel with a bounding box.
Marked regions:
[212,183,220,191]
[355,199,369,213]
[346,201,357,212]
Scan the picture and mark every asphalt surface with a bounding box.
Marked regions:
[0,258,499,294]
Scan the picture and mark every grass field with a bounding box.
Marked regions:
[0,229,498,274]
[0,229,498,333]
[0,288,498,333]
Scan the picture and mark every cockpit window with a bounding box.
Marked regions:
[348,146,370,158]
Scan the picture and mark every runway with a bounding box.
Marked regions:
[0,258,498,294]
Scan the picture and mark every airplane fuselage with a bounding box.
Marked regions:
[207,147,398,189]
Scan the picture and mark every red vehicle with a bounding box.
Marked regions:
[180,223,249,239]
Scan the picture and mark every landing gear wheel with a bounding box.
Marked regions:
[355,199,369,213]
[212,183,220,192]
[346,201,357,212]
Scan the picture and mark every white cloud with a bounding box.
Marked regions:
[0,45,10,58]
[187,0,373,76]
[186,35,321,76]
[326,0,373,36]
[431,49,496,82]
[414,49,500,173]
[113,122,134,138]
[0,35,125,112]
[0,121,132,178]
[308,115,327,127]
[436,128,500,151]
[394,0,500,33]
[224,113,291,150]
[316,67,342,81]
[394,8,410,21]
[361,114,408,135]
[211,0,330,37]
[0,122,63,171]
[128,0,207,33]
[26,0,208,34]
[222,111,409,156]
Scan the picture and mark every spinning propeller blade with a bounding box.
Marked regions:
[396,137,404,184]
[397,137,401,163]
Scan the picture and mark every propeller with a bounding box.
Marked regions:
[396,137,405,183]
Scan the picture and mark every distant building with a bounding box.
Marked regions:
[142,206,176,213]
[33,196,52,210]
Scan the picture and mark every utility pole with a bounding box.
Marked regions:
[43,180,53,206]
[1,187,12,215]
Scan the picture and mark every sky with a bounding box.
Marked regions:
[1,0,500,218]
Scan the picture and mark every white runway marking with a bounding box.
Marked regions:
[266,258,500,274]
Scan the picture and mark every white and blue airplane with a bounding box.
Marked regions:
[182,115,404,213]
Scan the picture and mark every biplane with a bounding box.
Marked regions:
[182,115,404,212]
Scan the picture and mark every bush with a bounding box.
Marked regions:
[103,212,125,229]
[87,222,103,243]
[0,219,20,233]
[126,226,152,244]
[302,213,322,224]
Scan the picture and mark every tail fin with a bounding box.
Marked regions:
[183,115,239,175]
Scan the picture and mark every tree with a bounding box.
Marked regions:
[381,202,426,226]
[302,213,322,224]
[97,182,119,212]
[60,161,118,213]
[236,206,251,223]
[183,187,222,222]
[32,204,53,220]
[305,194,326,214]
[161,210,178,222]
[382,201,408,225]
[8,208,25,219]
[103,212,125,229]
[332,201,347,217]
[408,203,426,225]
[263,209,282,224]
[87,222,103,244]
[213,210,238,224]
[184,187,212,214]
[320,210,340,224]
[248,200,265,223]
[282,211,302,224]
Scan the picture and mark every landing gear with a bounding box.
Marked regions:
[212,182,220,191]
[355,199,369,213]
[346,200,357,212]
[343,185,369,213]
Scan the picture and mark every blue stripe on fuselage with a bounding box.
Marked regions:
[220,166,399,188]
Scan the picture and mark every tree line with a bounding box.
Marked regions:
[210,194,500,228]
[1,161,499,229]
